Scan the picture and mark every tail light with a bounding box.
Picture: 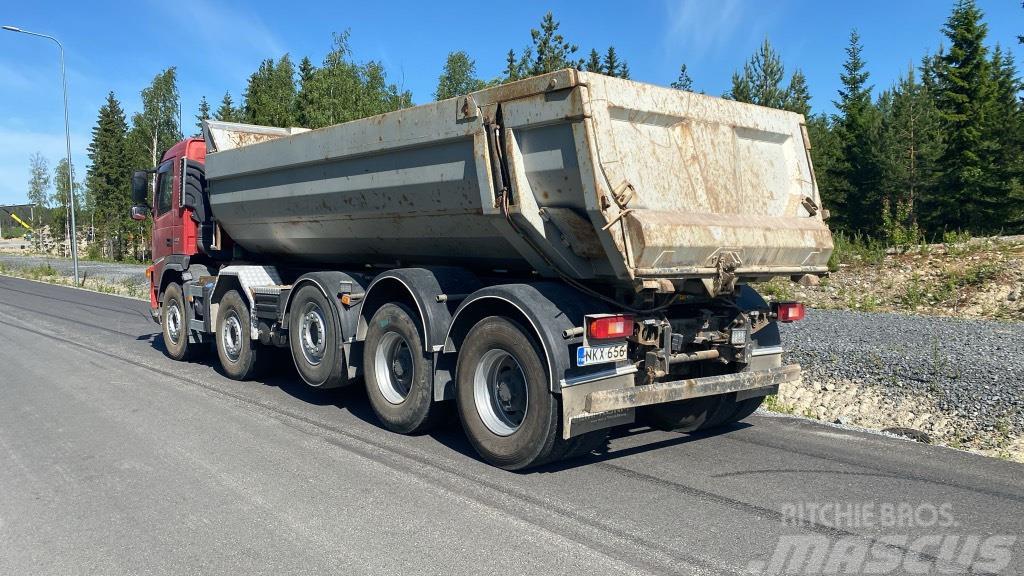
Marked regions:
[774,302,805,323]
[587,315,634,340]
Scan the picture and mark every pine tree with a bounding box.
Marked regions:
[528,12,579,75]
[214,91,240,122]
[243,55,297,127]
[784,69,812,116]
[585,49,602,73]
[86,92,130,258]
[195,96,210,133]
[930,0,993,233]
[602,46,621,77]
[877,65,944,243]
[806,114,843,221]
[985,46,1024,230]
[504,12,578,81]
[27,153,50,243]
[294,57,317,126]
[831,30,883,235]
[670,64,693,91]
[619,61,630,80]
[434,51,484,100]
[727,38,788,109]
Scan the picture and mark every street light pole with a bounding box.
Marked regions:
[3,25,80,285]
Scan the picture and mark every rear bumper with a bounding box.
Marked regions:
[562,364,800,438]
[586,364,798,412]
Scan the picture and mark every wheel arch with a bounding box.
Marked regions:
[284,271,367,341]
[356,267,482,353]
[445,282,605,393]
[155,255,189,299]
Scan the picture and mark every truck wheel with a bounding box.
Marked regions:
[161,282,193,361]
[364,303,441,434]
[216,290,263,380]
[640,395,730,433]
[722,394,765,424]
[289,285,346,388]
[456,316,561,470]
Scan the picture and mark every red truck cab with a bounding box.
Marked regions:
[131,137,227,316]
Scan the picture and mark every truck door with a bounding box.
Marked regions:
[152,160,177,260]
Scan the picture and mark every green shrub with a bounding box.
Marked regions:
[828,231,887,271]
[2,226,29,239]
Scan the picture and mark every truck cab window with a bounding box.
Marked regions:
[156,164,174,215]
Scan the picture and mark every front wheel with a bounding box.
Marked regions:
[161,282,193,361]
[456,316,562,470]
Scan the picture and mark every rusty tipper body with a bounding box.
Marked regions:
[132,70,833,470]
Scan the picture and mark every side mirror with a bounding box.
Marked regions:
[131,170,150,206]
[130,205,150,221]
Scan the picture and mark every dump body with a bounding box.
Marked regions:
[204,70,832,289]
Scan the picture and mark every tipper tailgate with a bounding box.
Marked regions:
[582,73,833,279]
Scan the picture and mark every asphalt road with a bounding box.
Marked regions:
[0,276,1022,575]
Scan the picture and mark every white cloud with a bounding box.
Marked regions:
[0,126,90,205]
[662,0,744,60]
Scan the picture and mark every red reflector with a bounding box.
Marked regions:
[777,302,805,323]
[588,315,633,340]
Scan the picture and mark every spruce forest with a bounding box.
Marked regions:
[24,1,1024,261]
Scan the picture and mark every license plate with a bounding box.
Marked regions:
[576,342,628,367]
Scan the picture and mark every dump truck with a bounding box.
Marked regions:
[131,69,832,469]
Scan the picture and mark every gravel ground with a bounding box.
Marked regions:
[780,308,1024,440]
[0,254,148,289]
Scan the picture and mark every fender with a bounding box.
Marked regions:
[154,254,190,297]
[285,270,369,385]
[445,282,608,393]
[357,267,482,352]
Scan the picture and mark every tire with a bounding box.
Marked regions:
[722,394,765,424]
[161,282,192,361]
[641,394,731,433]
[216,290,263,380]
[288,285,346,388]
[363,303,441,434]
[455,316,563,470]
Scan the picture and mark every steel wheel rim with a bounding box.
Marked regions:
[474,349,528,437]
[375,331,413,404]
[166,300,182,343]
[299,303,327,366]
[222,311,243,362]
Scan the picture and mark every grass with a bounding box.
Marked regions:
[0,260,146,300]
[828,231,887,271]
[23,263,58,280]
[763,394,796,415]
[758,277,796,301]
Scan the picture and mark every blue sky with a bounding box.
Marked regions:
[1,0,1021,205]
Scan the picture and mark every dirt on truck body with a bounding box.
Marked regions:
[133,69,833,469]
